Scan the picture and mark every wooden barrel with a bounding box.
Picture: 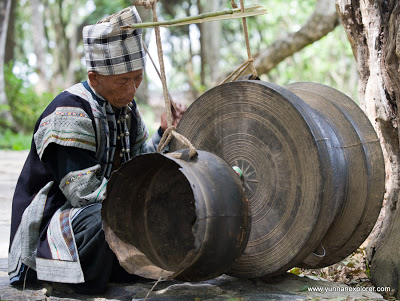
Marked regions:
[170,80,385,277]
[102,150,251,281]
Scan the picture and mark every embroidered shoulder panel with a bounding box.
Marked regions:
[66,83,108,166]
[59,164,107,207]
[34,106,96,159]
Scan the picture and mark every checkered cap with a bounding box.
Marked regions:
[83,6,146,75]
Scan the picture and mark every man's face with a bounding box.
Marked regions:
[89,69,144,108]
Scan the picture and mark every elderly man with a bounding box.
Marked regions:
[8,6,185,294]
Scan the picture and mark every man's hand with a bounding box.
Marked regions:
[160,102,187,132]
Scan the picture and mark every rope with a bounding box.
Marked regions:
[142,40,177,112]
[171,131,197,158]
[156,126,197,159]
[219,58,253,85]
[150,2,173,128]
[220,0,258,84]
[133,0,197,159]
[144,271,164,301]
[157,126,176,153]
[312,244,326,258]
[239,0,258,78]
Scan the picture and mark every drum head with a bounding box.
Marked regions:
[171,80,326,277]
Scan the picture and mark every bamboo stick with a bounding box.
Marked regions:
[121,4,267,29]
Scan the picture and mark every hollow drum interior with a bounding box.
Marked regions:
[102,154,197,273]
[102,151,251,281]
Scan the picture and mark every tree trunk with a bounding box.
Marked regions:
[46,0,70,92]
[184,3,199,101]
[30,0,50,93]
[0,0,18,131]
[4,0,16,64]
[336,0,400,297]
[198,0,223,87]
[65,15,81,88]
[254,0,339,74]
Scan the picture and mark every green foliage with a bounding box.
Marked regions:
[0,129,32,150]
[149,0,357,102]
[222,0,358,101]
[289,267,301,275]
[90,0,136,23]
[264,25,359,102]
[3,63,54,133]
[8,0,358,138]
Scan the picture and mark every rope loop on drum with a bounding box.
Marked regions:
[157,126,197,159]
[133,0,197,160]
[219,58,255,85]
[312,244,326,258]
[220,0,258,85]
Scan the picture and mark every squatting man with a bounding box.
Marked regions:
[8,6,186,294]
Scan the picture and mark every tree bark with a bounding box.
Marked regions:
[0,0,10,107]
[0,0,18,131]
[30,0,50,93]
[4,0,16,64]
[198,0,223,86]
[254,0,339,75]
[336,0,400,297]
[45,0,70,92]
[65,15,81,88]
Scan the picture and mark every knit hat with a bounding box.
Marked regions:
[82,6,146,75]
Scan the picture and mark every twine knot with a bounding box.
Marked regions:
[157,126,197,160]
[220,0,258,84]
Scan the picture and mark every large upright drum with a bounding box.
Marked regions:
[170,80,385,277]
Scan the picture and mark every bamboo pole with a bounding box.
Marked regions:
[121,4,267,29]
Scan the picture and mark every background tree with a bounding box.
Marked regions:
[254,0,339,75]
[0,0,17,131]
[0,0,357,150]
[336,0,400,297]
[219,0,357,100]
[30,0,48,93]
[198,0,223,87]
